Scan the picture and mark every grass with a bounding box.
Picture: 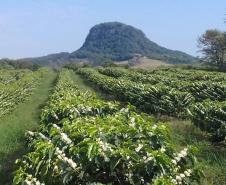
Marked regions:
[167,119,226,185]
[70,71,114,100]
[0,69,57,184]
[70,71,96,93]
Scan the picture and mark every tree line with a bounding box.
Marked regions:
[0,58,40,71]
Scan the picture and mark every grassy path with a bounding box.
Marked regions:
[0,69,57,184]
[70,72,96,93]
[70,72,117,101]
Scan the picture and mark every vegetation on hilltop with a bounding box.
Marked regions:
[73,22,196,64]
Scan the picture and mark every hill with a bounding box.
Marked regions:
[72,22,195,64]
[13,22,196,66]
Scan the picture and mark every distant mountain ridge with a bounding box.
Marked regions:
[19,22,196,66]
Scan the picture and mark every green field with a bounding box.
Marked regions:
[0,67,226,185]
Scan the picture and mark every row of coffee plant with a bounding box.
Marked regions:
[78,68,226,142]
[0,68,47,118]
[13,69,200,185]
[0,69,32,85]
[98,67,226,101]
[98,67,226,83]
[188,100,226,142]
[78,68,194,118]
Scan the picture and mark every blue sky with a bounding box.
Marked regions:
[0,0,226,59]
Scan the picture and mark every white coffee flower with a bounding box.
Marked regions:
[180,173,185,178]
[27,131,34,136]
[180,150,187,157]
[160,147,166,153]
[135,144,143,152]
[176,175,182,182]
[53,165,58,172]
[38,133,49,141]
[178,153,184,158]
[172,159,177,165]
[25,180,32,185]
[129,117,136,128]
[60,132,72,145]
[184,170,191,177]
[171,179,177,184]
[53,124,60,130]
[144,156,154,163]
[175,156,181,162]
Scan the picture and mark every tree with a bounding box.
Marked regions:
[198,29,226,65]
[102,59,117,67]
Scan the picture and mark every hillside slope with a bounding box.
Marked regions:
[73,22,195,64]
[16,22,196,66]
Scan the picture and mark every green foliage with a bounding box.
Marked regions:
[78,67,226,142]
[63,62,89,71]
[0,59,41,71]
[0,68,48,118]
[101,60,117,68]
[40,69,119,124]
[78,68,195,118]
[188,100,226,142]
[98,67,125,78]
[198,29,226,66]
[13,69,200,185]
